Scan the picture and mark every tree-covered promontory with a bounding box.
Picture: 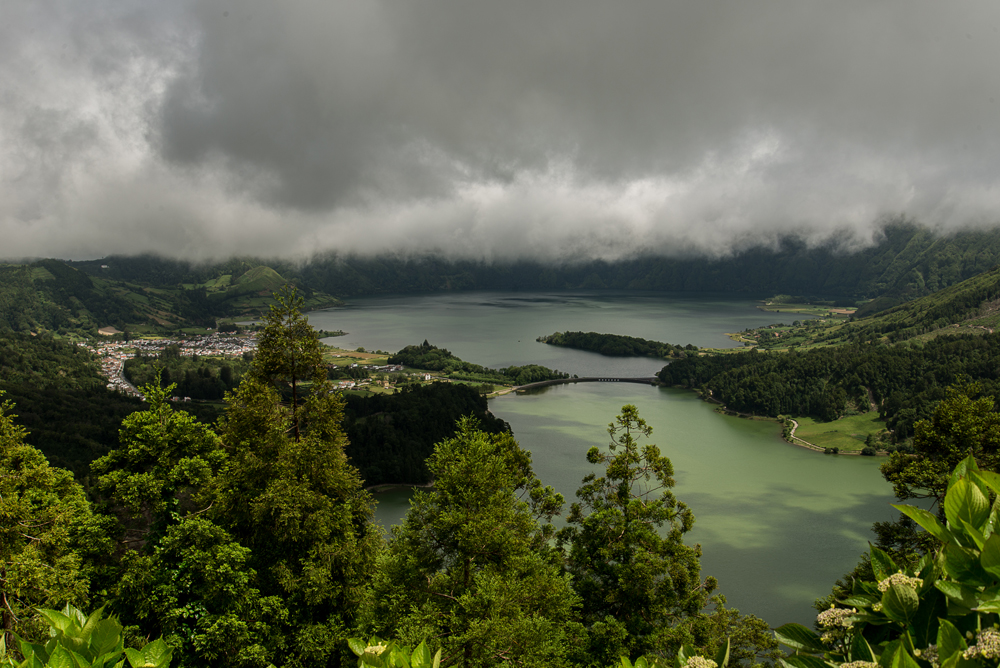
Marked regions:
[389,340,569,385]
[538,331,697,359]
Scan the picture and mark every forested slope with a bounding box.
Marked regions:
[0,331,143,476]
[659,334,1000,440]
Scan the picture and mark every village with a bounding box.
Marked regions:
[80,334,440,398]
[78,332,259,397]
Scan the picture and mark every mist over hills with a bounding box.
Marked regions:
[6,222,1000,336]
[71,222,1000,300]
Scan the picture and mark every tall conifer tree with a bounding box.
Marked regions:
[558,405,776,666]
[363,418,579,668]
[218,286,380,667]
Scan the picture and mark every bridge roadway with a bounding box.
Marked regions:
[514,376,659,392]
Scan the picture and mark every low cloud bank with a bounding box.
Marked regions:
[4,1,1000,261]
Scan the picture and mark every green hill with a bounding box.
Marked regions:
[224,265,287,297]
[0,260,340,337]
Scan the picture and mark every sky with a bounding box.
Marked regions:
[4,0,1000,262]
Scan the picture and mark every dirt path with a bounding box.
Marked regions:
[786,419,825,452]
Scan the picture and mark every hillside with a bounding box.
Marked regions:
[736,264,1000,351]
[0,260,341,337]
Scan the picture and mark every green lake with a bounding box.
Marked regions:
[308,291,897,628]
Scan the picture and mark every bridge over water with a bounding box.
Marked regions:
[515,376,659,392]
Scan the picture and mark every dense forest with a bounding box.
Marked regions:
[123,348,248,401]
[342,383,508,486]
[658,333,1000,439]
[538,331,698,359]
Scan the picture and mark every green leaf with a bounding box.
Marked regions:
[842,595,879,608]
[348,639,367,657]
[948,454,980,492]
[870,545,898,581]
[79,605,107,645]
[90,621,123,658]
[934,580,980,612]
[124,640,173,668]
[881,582,920,623]
[431,649,441,668]
[942,543,990,584]
[981,532,1000,579]
[894,505,959,545]
[46,645,76,668]
[20,640,46,664]
[411,641,432,668]
[944,478,990,532]
[620,659,634,668]
[985,500,1000,540]
[851,632,876,663]
[36,610,74,636]
[888,642,921,668]
[959,519,987,550]
[635,659,649,668]
[714,637,730,668]
[774,624,827,653]
[936,618,968,663]
[975,471,1000,501]
[974,600,1000,613]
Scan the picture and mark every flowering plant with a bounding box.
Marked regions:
[776,454,1000,668]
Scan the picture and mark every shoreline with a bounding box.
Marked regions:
[669,385,883,457]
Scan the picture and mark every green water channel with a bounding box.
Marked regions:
[375,382,895,628]
[311,292,896,628]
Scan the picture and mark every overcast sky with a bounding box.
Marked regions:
[4,0,1000,262]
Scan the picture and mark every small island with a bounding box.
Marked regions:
[537,331,697,359]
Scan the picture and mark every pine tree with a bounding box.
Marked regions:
[363,417,579,667]
[249,284,326,441]
[558,405,717,664]
[217,289,380,667]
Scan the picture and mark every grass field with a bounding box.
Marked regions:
[793,412,885,452]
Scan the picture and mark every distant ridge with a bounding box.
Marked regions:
[63,222,1000,303]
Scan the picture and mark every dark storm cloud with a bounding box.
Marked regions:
[4,0,1000,260]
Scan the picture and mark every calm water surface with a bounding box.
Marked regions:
[308,291,789,377]
[312,292,895,627]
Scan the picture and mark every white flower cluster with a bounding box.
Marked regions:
[818,607,857,629]
[685,657,718,668]
[840,661,878,668]
[964,628,1000,660]
[876,572,922,593]
[817,607,857,644]
[364,643,388,660]
[915,644,939,668]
